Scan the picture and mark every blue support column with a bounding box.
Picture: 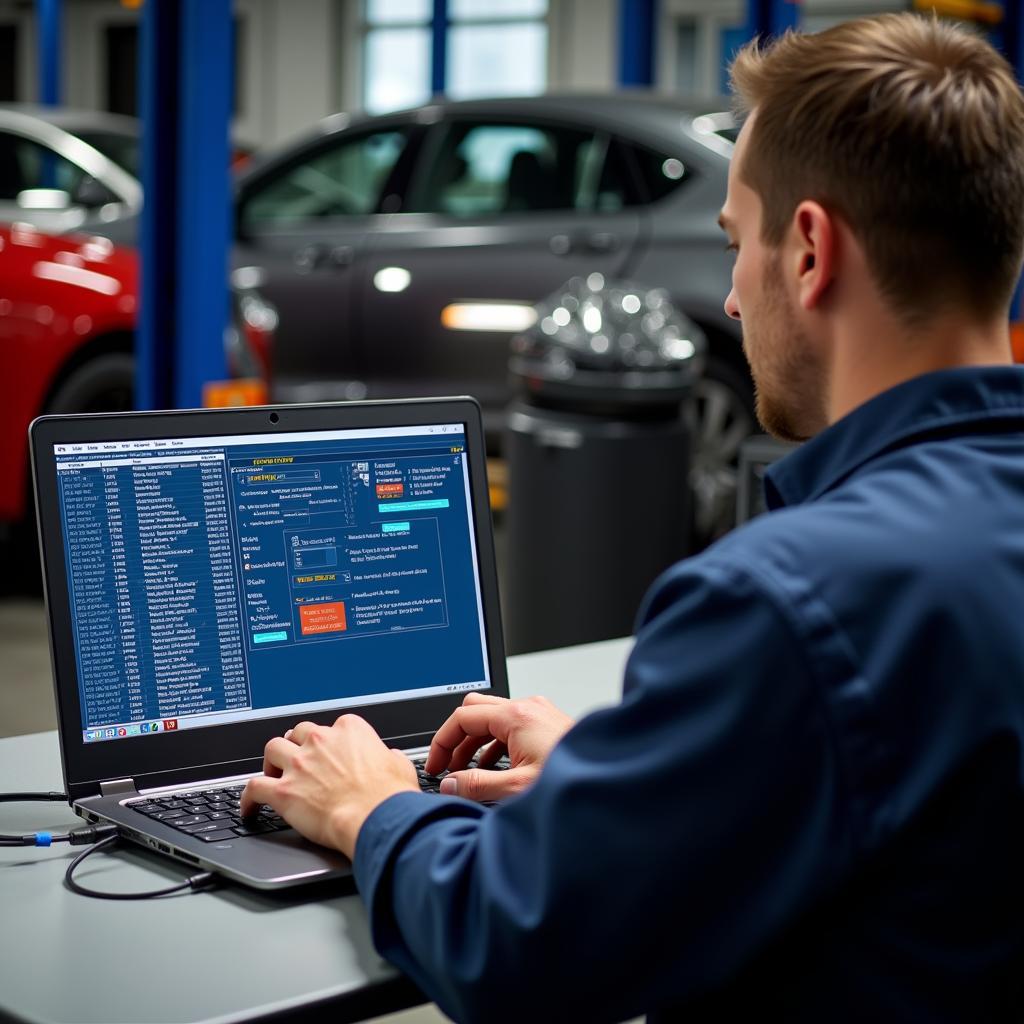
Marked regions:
[998,0,1024,322]
[36,0,61,105]
[721,0,800,92]
[1005,0,1024,76]
[618,0,657,87]
[431,0,448,96]
[174,0,232,410]
[136,0,232,411]
[750,0,800,38]
[136,0,178,411]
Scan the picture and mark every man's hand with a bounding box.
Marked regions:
[240,715,418,859]
[425,692,574,802]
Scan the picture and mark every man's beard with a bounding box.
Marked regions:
[746,255,827,444]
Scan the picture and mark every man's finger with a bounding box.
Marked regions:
[476,739,508,769]
[438,766,534,803]
[463,692,507,706]
[261,734,300,779]
[333,712,370,730]
[287,721,321,745]
[264,735,299,769]
[448,733,491,774]
[240,773,280,818]
[421,696,505,770]
[426,704,517,774]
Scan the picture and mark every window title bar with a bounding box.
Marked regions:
[53,423,464,457]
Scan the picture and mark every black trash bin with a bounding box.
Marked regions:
[505,274,704,654]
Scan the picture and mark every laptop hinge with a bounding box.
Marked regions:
[99,778,137,797]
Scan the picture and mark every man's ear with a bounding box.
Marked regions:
[791,200,835,311]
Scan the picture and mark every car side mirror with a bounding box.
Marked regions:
[17,188,71,211]
[71,176,116,209]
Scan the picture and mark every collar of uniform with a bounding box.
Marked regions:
[763,364,1024,510]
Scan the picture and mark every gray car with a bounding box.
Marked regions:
[233,94,754,538]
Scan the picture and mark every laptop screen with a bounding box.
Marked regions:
[51,422,490,745]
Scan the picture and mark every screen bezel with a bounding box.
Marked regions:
[31,397,508,801]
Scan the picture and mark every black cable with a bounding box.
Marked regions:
[0,790,73,847]
[1,792,125,847]
[64,835,217,900]
[0,791,67,804]
[0,791,114,847]
[3,791,216,899]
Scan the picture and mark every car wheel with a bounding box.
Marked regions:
[46,352,134,414]
[689,355,757,547]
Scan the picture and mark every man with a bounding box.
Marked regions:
[242,14,1024,1021]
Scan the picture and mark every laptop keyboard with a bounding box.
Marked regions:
[412,753,511,793]
[127,754,512,842]
[128,784,282,843]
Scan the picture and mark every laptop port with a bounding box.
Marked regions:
[178,851,199,864]
[158,843,170,853]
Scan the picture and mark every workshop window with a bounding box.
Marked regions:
[362,0,548,114]
[447,0,547,101]
[363,0,433,115]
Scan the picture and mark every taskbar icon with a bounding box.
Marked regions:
[85,719,178,743]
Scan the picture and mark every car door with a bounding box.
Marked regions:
[232,123,421,402]
[354,117,645,421]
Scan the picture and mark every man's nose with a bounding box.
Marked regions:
[724,286,741,321]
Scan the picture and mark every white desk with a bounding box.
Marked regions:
[0,637,631,1024]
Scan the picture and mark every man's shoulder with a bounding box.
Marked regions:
[708,457,992,592]
[641,481,982,650]
[693,499,871,591]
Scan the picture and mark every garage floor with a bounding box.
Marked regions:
[1,598,55,737]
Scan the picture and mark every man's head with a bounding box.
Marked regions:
[720,14,1024,442]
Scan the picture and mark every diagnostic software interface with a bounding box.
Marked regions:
[52,423,490,744]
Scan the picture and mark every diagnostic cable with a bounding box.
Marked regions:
[1,791,216,899]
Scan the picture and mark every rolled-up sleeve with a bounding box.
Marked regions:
[353,557,856,1024]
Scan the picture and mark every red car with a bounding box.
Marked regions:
[0,223,137,527]
[0,223,270,544]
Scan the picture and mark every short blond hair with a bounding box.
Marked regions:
[730,13,1024,324]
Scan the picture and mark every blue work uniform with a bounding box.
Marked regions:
[355,365,1024,1023]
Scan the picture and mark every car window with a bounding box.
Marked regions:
[0,131,102,202]
[241,129,408,227]
[77,131,140,178]
[416,122,610,216]
[621,140,691,204]
[577,137,645,212]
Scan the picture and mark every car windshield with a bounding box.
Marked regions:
[77,130,140,178]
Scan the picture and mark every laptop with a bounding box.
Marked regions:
[29,397,508,889]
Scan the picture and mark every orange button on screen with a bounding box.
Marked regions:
[299,602,347,635]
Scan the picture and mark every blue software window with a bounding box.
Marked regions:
[53,424,489,743]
